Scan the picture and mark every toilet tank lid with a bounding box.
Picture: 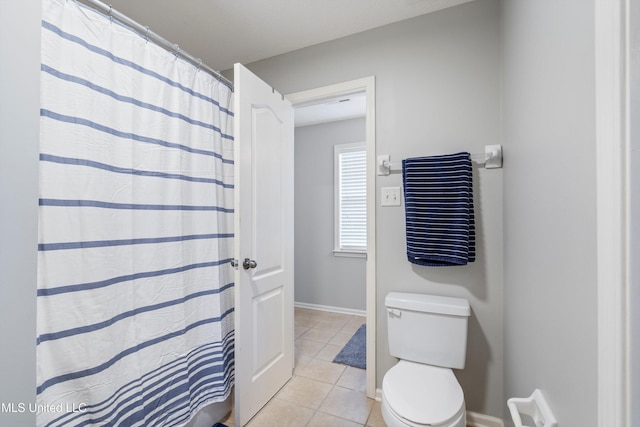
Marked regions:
[385,292,470,316]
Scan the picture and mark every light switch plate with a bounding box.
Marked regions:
[381,187,401,206]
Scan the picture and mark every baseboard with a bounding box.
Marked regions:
[466,411,505,427]
[294,302,366,317]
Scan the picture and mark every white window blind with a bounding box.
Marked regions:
[335,143,367,254]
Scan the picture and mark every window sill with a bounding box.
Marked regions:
[333,250,367,259]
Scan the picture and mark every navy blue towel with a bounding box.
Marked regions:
[402,152,476,266]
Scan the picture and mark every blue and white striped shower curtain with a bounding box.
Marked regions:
[37,1,234,425]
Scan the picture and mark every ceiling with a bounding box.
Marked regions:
[103,0,474,73]
[100,0,473,125]
[295,92,367,127]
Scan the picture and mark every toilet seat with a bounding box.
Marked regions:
[382,360,465,427]
[382,394,466,427]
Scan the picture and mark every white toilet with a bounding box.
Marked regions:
[382,292,471,427]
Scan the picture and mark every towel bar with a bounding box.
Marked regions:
[377,144,502,175]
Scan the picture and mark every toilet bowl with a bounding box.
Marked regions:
[382,293,471,427]
[381,361,466,427]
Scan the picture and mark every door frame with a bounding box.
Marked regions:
[594,0,630,424]
[287,76,376,399]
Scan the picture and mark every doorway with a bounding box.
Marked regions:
[294,92,366,314]
[287,77,376,398]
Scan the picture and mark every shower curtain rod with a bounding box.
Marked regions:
[78,0,234,89]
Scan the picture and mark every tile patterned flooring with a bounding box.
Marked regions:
[221,307,385,427]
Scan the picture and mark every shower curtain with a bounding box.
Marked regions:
[37,1,234,426]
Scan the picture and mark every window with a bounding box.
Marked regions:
[334,143,367,256]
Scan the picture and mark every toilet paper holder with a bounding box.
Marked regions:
[507,389,557,427]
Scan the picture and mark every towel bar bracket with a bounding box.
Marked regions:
[484,144,503,169]
[377,154,391,176]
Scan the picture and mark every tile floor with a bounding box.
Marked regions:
[221,307,385,427]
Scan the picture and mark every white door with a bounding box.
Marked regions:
[233,63,294,426]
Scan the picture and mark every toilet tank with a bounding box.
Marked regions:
[386,292,470,369]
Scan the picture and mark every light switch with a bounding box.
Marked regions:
[381,187,401,206]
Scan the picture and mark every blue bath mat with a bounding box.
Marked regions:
[333,324,366,369]
[212,423,228,427]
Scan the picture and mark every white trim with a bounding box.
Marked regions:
[466,411,505,427]
[287,76,376,399]
[595,0,630,425]
[332,250,367,258]
[294,302,366,317]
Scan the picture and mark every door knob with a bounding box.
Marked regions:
[242,258,257,270]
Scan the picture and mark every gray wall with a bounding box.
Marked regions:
[501,0,598,425]
[295,118,367,312]
[0,1,40,426]
[245,0,504,417]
